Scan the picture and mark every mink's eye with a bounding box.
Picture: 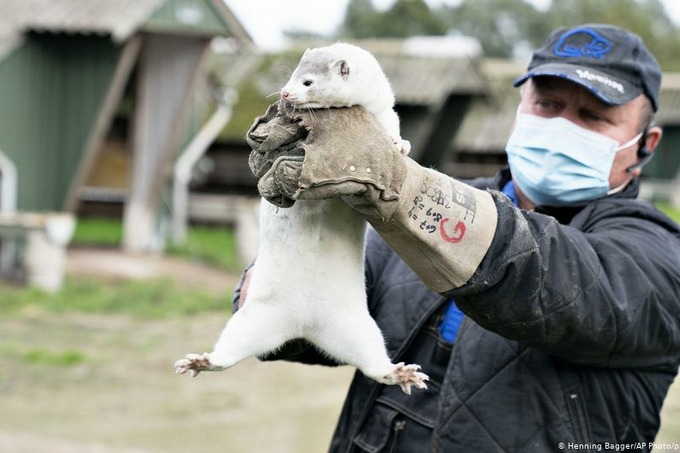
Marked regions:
[303,80,313,87]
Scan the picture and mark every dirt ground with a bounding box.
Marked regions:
[64,248,240,295]
[1,249,679,452]
[0,312,354,453]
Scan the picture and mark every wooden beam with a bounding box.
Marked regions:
[418,94,473,169]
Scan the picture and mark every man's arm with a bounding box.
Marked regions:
[450,196,680,369]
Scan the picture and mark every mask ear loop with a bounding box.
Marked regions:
[626,129,653,172]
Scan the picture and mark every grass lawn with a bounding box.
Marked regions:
[0,277,229,319]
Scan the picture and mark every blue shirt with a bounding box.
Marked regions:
[438,179,517,342]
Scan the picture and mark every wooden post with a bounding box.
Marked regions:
[123,33,209,252]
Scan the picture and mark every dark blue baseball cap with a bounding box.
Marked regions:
[514,24,661,111]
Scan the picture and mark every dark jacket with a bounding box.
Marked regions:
[235,170,680,452]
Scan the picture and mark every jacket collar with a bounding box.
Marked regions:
[494,167,641,224]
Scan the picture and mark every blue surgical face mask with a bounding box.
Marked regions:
[505,112,642,207]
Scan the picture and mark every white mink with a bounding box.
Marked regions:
[175,43,426,394]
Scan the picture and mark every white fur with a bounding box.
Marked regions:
[209,199,402,381]
[176,43,425,392]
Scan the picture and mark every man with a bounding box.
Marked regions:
[238,24,680,452]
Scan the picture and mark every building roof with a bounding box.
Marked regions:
[0,0,158,56]
[0,0,250,59]
[378,54,484,104]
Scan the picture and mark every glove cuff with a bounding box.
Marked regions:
[366,158,498,292]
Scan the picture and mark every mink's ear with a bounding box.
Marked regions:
[331,59,350,79]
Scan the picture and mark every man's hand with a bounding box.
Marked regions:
[248,102,407,219]
[246,103,305,208]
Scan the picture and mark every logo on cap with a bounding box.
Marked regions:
[574,69,625,94]
[553,27,612,59]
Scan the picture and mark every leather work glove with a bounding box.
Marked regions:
[247,102,498,292]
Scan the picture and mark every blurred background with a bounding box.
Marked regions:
[0,1,679,452]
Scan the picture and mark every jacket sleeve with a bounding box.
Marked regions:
[450,193,680,370]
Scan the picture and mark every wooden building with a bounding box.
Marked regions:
[0,0,251,253]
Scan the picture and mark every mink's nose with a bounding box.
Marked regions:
[281,90,290,99]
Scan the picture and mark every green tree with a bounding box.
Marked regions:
[336,0,680,71]
[340,0,446,39]
[437,0,680,69]
[339,0,381,39]
[439,0,548,58]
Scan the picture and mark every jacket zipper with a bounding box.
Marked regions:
[386,419,406,453]
[568,392,591,443]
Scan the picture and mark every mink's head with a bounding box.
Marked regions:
[280,43,378,109]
